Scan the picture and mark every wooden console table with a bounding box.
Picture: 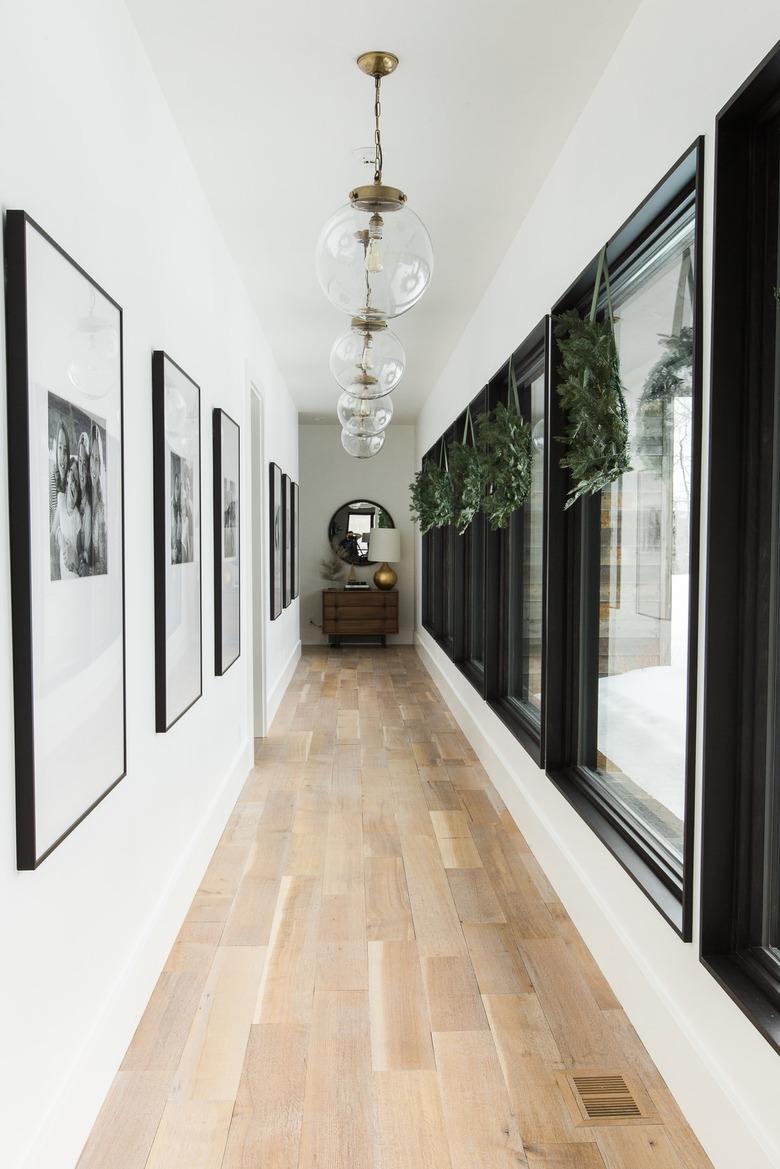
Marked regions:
[322,588,399,647]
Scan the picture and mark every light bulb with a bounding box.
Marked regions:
[341,430,385,458]
[330,323,405,398]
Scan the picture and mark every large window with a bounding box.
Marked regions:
[419,328,549,752]
[546,142,703,937]
[460,389,487,689]
[702,45,780,1053]
[486,323,548,760]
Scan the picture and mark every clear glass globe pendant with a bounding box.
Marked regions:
[341,431,385,458]
[330,318,405,398]
[315,51,433,322]
[337,390,393,436]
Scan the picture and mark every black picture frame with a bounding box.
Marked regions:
[269,462,283,620]
[283,472,292,608]
[213,409,240,675]
[152,350,202,731]
[4,210,126,869]
[291,480,300,600]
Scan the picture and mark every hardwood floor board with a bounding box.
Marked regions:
[221,875,281,946]
[76,1070,172,1169]
[526,1143,607,1169]
[433,1029,526,1169]
[374,1070,453,1169]
[484,992,582,1147]
[298,990,378,1169]
[121,971,207,1073]
[317,890,368,990]
[368,940,435,1070]
[437,834,484,869]
[430,810,473,839]
[400,831,469,958]
[144,1099,233,1169]
[423,779,465,812]
[460,787,504,826]
[462,923,533,995]
[323,811,364,895]
[256,876,321,1027]
[363,795,403,857]
[221,1022,308,1169]
[365,855,415,941]
[596,1127,687,1169]
[472,826,557,938]
[422,955,488,1031]
[447,867,507,924]
[259,791,298,833]
[518,938,623,1068]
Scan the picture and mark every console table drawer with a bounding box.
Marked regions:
[322,588,399,642]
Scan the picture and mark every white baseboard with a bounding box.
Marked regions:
[21,738,254,1169]
[267,639,301,728]
[415,630,780,1169]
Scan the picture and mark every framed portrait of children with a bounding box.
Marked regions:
[291,480,300,600]
[4,211,125,869]
[213,409,240,675]
[269,462,282,620]
[152,351,202,729]
[283,472,292,609]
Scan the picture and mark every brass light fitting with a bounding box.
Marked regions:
[350,51,406,213]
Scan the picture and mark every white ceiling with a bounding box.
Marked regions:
[125,0,641,422]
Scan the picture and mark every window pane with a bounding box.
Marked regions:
[505,372,544,716]
[465,512,485,667]
[594,221,695,861]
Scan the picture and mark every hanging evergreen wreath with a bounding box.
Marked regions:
[555,247,631,508]
[409,457,454,533]
[478,392,532,530]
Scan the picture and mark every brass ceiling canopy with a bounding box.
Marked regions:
[356,51,399,79]
[350,183,407,212]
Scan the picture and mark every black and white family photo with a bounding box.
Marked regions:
[223,477,237,558]
[48,391,108,581]
[170,450,194,564]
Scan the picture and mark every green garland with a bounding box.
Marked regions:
[555,248,631,508]
[409,459,454,533]
[448,439,485,535]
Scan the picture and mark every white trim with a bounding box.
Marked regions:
[248,375,267,739]
[267,638,301,729]
[20,738,254,1169]
[415,629,780,1169]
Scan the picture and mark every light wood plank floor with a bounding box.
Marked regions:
[78,646,713,1169]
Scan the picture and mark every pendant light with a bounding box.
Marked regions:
[341,431,386,458]
[330,317,405,398]
[315,52,434,321]
[337,390,394,436]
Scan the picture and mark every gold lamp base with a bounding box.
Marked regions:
[373,562,397,590]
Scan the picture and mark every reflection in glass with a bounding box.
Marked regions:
[594,218,695,860]
[505,372,545,716]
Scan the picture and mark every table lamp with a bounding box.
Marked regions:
[367,527,401,590]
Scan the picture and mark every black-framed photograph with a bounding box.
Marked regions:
[213,409,240,675]
[291,480,300,600]
[283,472,292,608]
[269,462,282,620]
[152,351,202,730]
[4,211,125,869]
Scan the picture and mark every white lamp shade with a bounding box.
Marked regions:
[368,527,400,563]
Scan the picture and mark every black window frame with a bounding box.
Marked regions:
[545,139,705,940]
[701,41,780,1053]
[484,319,551,765]
[457,387,488,693]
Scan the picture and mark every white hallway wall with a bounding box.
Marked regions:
[416,3,780,1169]
[0,2,298,1168]
[299,422,415,644]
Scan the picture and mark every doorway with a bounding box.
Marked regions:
[250,382,267,738]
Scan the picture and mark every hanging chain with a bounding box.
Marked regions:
[373,76,383,184]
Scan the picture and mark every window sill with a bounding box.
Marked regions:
[488,696,542,767]
[700,952,780,1057]
[547,765,687,939]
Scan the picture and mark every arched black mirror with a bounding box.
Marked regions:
[328,499,395,566]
